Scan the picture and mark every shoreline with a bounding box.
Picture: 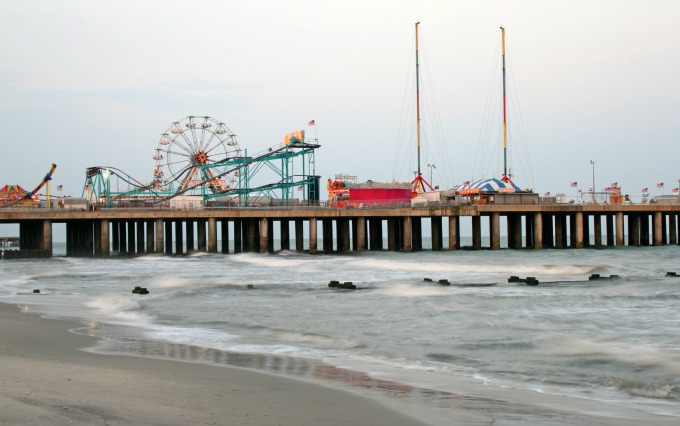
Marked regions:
[0,302,429,426]
[2,300,678,426]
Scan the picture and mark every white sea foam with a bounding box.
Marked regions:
[86,294,152,322]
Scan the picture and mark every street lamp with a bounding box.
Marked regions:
[427,164,436,187]
[590,160,596,203]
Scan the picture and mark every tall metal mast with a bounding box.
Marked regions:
[501,26,508,180]
[416,21,422,188]
[410,22,433,193]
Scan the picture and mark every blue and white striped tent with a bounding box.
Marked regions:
[455,178,522,194]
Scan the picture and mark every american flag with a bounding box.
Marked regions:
[610,182,618,187]
[673,188,679,193]
[642,187,649,193]
[570,181,577,187]
[57,185,63,191]
[544,192,550,197]
[657,182,664,188]
[308,120,315,126]
[462,180,470,186]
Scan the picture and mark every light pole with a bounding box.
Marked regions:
[590,160,596,203]
[427,164,436,188]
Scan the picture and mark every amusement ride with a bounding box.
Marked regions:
[84,116,320,207]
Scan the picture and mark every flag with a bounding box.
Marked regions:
[57,185,63,191]
[84,185,89,191]
[642,187,648,193]
[610,182,618,187]
[308,120,315,126]
[462,180,470,186]
[588,188,593,192]
[673,187,679,193]
[570,181,577,187]
[297,186,303,191]
[544,192,550,197]
[657,182,664,188]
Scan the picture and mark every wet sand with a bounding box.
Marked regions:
[2,301,677,426]
[0,302,427,426]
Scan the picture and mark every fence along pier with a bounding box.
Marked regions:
[1,204,679,258]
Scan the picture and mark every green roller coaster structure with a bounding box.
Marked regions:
[84,117,320,208]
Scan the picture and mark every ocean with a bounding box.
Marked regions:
[1,240,679,424]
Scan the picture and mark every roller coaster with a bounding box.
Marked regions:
[84,116,320,208]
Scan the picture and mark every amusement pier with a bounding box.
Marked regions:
[2,27,678,259]
[1,202,680,258]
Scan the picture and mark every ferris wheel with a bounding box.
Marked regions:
[153,116,242,195]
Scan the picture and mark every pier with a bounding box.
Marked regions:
[1,203,680,258]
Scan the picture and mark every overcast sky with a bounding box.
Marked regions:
[1,0,679,203]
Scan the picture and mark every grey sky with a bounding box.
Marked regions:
[1,0,679,202]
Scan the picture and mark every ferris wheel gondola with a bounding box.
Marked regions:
[153,116,242,195]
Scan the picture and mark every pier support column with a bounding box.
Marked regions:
[629,214,640,246]
[593,214,602,247]
[208,218,217,253]
[387,218,397,251]
[615,212,624,246]
[490,213,501,250]
[448,216,459,250]
[295,219,304,252]
[127,221,136,255]
[582,214,590,247]
[525,214,534,248]
[533,212,543,249]
[99,219,109,256]
[542,214,554,248]
[472,216,481,250]
[154,219,163,254]
[513,215,523,249]
[402,216,412,252]
[309,218,317,254]
[174,221,184,254]
[233,220,242,253]
[145,220,154,253]
[322,219,333,253]
[653,211,663,246]
[341,219,350,252]
[136,220,145,254]
[555,215,564,248]
[42,219,53,256]
[411,218,422,252]
[368,219,379,251]
[670,214,678,245]
[221,220,230,253]
[356,217,366,252]
[640,214,650,246]
[186,220,195,253]
[575,212,584,248]
[164,220,173,254]
[111,220,120,252]
[259,218,269,253]
[259,217,269,253]
[605,214,614,246]
[197,220,206,252]
[119,222,127,254]
[431,217,442,251]
[280,220,290,251]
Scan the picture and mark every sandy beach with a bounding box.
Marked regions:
[0,302,427,426]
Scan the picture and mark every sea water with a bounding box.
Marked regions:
[1,241,679,424]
